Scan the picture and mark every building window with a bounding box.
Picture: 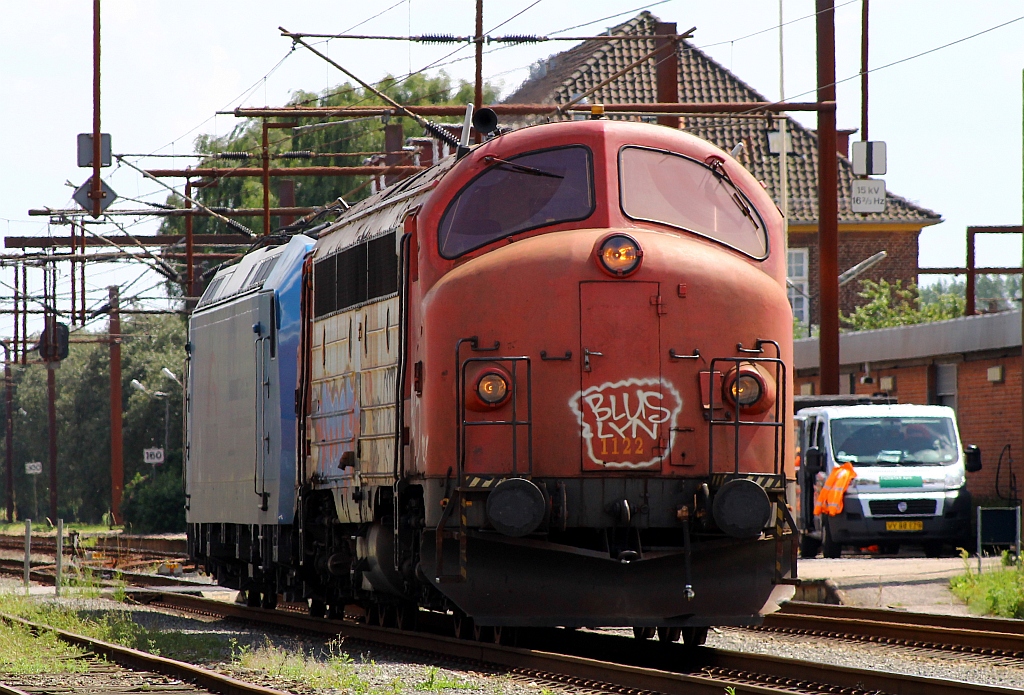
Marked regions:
[935,363,957,411]
[788,248,809,324]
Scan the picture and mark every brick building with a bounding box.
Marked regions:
[505,11,942,323]
[794,311,1024,503]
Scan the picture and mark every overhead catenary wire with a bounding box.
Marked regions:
[773,12,1024,107]
[114,155,257,237]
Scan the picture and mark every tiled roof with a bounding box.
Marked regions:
[505,12,941,227]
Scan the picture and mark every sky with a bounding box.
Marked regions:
[1,0,1023,338]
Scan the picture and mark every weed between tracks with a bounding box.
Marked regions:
[0,593,493,694]
[231,640,479,693]
[950,549,1024,618]
[0,593,227,662]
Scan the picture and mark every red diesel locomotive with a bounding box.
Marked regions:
[187,114,797,646]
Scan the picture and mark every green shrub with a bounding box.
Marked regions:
[120,466,185,533]
[950,550,1024,618]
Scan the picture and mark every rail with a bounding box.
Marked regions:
[145,593,1018,695]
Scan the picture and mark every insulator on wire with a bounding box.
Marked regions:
[277,151,314,159]
[416,34,464,44]
[215,152,251,160]
[490,35,544,44]
[422,121,459,149]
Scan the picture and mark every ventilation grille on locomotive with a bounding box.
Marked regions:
[197,277,226,308]
[245,256,279,289]
[869,499,938,516]
[314,234,398,318]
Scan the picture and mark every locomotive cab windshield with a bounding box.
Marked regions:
[619,145,769,259]
[438,145,595,258]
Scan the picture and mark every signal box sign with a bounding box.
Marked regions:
[24,462,42,475]
[851,179,886,214]
[144,448,165,465]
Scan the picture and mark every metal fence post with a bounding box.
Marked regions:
[23,519,31,591]
[55,518,63,597]
[976,506,982,575]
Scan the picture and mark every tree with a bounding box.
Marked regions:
[842,279,964,331]
[158,72,499,242]
[920,275,1021,314]
[1,312,186,525]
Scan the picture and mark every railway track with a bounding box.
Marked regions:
[765,600,1024,657]
[141,592,1019,695]
[0,610,288,695]
[0,534,187,560]
[3,552,1021,693]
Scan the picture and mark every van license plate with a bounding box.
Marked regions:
[885,520,923,532]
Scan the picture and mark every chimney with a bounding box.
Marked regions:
[654,22,679,129]
[836,129,857,158]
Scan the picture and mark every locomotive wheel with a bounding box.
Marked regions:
[821,518,842,559]
[260,590,279,610]
[799,534,822,558]
[453,613,475,640]
[396,603,418,631]
[309,599,327,618]
[327,603,345,620]
[492,626,516,646]
[656,627,681,642]
[245,588,261,608]
[632,627,656,640]
[681,627,709,647]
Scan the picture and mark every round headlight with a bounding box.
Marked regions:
[477,373,509,404]
[729,374,763,407]
[597,234,642,276]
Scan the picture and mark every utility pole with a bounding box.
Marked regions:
[860,0,869,142]
[109,286,123,524]
[185,180,194,299]
[45,265,58,522]
[3,341,13,523]
[47,365,57,522]
[90,0,103,217]
[473,0,483,143]
[816,0,840,394]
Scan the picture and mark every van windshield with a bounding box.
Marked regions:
[830,417,958,466]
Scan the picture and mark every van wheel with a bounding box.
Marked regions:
[821,518,842,558]
[800,535,822,558]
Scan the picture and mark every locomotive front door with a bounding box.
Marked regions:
[577,281,672,471]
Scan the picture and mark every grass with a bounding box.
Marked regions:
[0,618,89,674]
[0,522,122,535]
[0,593,484,694]
[234,639,381,692]
[416,666,476,691]
[0,593,229,663]
[949,549,1024,618]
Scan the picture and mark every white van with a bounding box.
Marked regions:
[794,404,982,558]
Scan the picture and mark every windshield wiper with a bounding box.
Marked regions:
[484,155,564,179]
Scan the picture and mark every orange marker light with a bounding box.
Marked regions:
[597,234,643,276]
[477,373,509,405]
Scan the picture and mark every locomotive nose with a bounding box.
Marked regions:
[424,225,788,478]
